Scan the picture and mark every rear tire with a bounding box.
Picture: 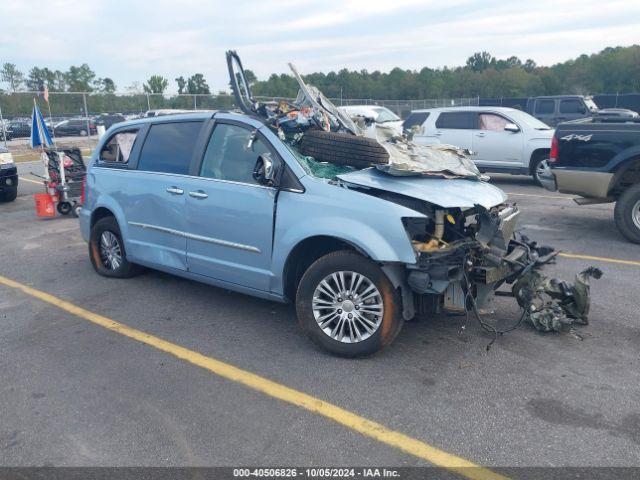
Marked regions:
[296,251,403,357]
[89,216,142,278]
[300,129,389,168]
[531,155,550,187]
[0,186,17,202]
[614,184,640,244]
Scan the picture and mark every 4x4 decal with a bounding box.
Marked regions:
[561,133,593,142]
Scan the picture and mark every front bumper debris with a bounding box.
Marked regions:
[406,203,602,339]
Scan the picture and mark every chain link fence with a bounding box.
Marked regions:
[2,90,638,152]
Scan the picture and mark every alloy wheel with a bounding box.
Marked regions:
[99,231,122,270]
[312,271,384,343]
[632,199,640,230]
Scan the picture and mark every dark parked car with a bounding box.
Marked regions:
[541,117,640,243]
[0,146,18,202]
[94,114,126,130]
[7,121,32,138]
[54,119,96,137]
[6,120,54,138]
[0,127,11,141]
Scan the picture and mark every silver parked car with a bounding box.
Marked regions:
[406,107,554,185]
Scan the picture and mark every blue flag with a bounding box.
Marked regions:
[30,100,53,149]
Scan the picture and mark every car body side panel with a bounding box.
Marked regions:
[269,179,425,295]
[86,168,188,271]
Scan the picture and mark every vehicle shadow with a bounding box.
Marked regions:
[486,174,538,187]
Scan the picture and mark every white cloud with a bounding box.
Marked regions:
[2,0,639,93]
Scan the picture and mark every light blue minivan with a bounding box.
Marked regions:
[79,107,531,357]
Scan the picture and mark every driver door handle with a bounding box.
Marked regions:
[475,132,486,137]
[166,186,184,195]
[189,190,208,199]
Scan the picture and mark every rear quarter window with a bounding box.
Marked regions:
[137,121,203,175]
[98,129,140,166]
[435,112,475,129]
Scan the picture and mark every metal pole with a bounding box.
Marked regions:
[46,95,57,148]
[82,93,92,148]
[0,100,7,148]
[194,95,197,110]
[146,93,151,111]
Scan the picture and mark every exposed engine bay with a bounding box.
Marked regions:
[226,50,601,342]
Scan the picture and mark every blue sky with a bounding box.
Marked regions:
[2,0,639,94]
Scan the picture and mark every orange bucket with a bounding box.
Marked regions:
[34,193,56,217]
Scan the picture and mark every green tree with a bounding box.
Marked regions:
[466,52,494,72]
[52,70,67,91]
[187,73,210,94]
[26,67,56,91]
[175,76,187,94]
[1,63,24,92]
[65,64,96,91]
[94,77,116,93]
[143,75,169,94]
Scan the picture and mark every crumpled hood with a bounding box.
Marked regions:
[338,168,507,209]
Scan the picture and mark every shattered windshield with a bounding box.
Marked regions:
[282,140,355,179]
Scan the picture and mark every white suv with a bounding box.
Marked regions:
[405,107,554,185]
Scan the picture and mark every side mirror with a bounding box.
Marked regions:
[253,153,277,186]
[504,123,520,133]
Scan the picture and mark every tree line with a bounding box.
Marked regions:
[250,45,640,99]
[1,45,638,116]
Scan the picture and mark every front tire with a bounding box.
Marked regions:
[0,186,18,202]
[89,216,141,278]
[296,251,403,357]
[614,184,640,244]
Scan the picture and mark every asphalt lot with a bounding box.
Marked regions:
[1,162,639,475]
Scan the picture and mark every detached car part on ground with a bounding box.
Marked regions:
[226,51,602,353]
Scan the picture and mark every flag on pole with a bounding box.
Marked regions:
[43,85,49,103]
[30,99,53,149]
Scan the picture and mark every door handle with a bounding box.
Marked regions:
[475,132,486,137]
[166,186,184,195]
[434,131,443,136]
[189,190,208,199]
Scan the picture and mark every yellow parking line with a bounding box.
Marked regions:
[505,192,575,200]
[19,176,43,185]
[0,273,508,480]
[559,252,640,267]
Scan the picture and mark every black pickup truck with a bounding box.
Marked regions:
[541,118,640,243]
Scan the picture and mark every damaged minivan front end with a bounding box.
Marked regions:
[336,169,531,320]
[225,50,600,355]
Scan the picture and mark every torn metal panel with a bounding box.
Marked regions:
[373,124,488,180]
